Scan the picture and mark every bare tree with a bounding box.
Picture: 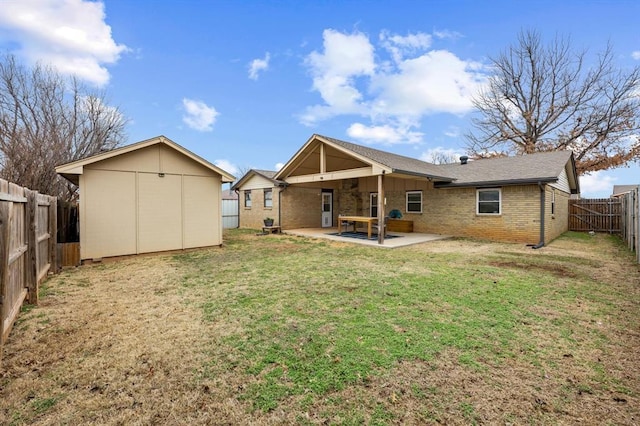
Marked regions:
[466,30,640,174]
[0,54,127,200]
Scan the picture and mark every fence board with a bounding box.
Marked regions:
[569,198,622,233]
[0,178,58,366]
[572,191,639,264]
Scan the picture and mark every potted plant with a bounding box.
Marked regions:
[264,217,274,227]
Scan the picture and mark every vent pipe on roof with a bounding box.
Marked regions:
[459,156,469,165]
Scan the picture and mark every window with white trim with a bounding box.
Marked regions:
[551,189,556,215]
[406,191,422,213]
[477,188,501,215]
[244,190,252,208]
[264,188,273,208]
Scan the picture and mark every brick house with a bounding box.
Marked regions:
[234,134,580,245]
[232,169,286,229]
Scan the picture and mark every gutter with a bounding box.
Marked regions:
[532,181,545,249]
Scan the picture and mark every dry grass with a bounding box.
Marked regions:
[0,230,638,425]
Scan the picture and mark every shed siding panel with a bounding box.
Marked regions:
[138,173,183,253]
[184,175,221,247]
[82,169,137,259]
[85,144,217,177]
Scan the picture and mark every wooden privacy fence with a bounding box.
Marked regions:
[569,198,622,233]
[617,189,639,264]
[570,193,639,263]
[0,178,57,363]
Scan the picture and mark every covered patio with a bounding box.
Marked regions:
[283,228,450,248]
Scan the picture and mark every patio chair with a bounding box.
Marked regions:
[372,216,388,237]
[341,218,355,232]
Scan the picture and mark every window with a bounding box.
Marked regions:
[370,192,378,217]
[406,191,422,213]
[551,189,556,215]
[264,188,273,208]
[244,190,252,208]
[477,188,501,215]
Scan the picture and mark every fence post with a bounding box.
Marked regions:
[26,190,39,305]
[49,197,58,274]
[0,201,11,359]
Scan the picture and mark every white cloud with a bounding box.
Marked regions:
[380,30,432,63]
[0,0,128,86]
[444,126,460,138]
[214,159,238,176]
[433,29,463,40]
[301,29,375,125]
[182,98,218,132]
[371,50,485,116]
[301,29,487,145]
[275,162,285,171]
[248,52,270,80]
[347,122,423,145]
[580,171,617,196]
[632,51,640,60]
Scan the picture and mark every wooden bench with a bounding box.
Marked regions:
[261,225,281,234]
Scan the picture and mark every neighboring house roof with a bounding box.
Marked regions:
[56,135,236,185]
[612,184,639,196]
[231,169,285,190]
[221,189,238,200]
[434,150,580,193]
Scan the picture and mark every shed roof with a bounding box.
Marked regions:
[56,135,236,185]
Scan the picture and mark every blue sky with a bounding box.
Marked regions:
[0,0,638,197]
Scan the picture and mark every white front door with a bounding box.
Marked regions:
[321,192,332,228]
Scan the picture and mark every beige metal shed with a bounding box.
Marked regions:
[56,136,235,260]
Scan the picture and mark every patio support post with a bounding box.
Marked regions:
[377,173,385,244]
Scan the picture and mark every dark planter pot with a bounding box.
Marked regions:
[264,219,274,227]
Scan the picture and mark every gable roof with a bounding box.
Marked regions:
[275,134,579,192]
[612,184,639,196]
[275,134,454,182]
[231,168,285,190]
[56,135,236,185]
[434,150,579,192]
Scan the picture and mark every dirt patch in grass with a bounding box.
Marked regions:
[1,230,638,425]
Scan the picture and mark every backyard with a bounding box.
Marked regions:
[0,229,638,425]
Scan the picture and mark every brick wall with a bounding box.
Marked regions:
[238,187,281,229]
[421,185,542,243]
[281,177,573,244]
[546,187,570,243]
[281,186,325,228]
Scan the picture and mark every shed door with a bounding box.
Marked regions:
[321,192,332,228]
[138,173,182,253]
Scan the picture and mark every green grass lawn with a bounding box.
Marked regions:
[3,229,637,425]
[171,229,640,423]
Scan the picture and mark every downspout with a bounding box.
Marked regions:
[233,188,240,229]
[532,181,545,249]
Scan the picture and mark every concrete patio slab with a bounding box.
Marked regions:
[283,228,450,248]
